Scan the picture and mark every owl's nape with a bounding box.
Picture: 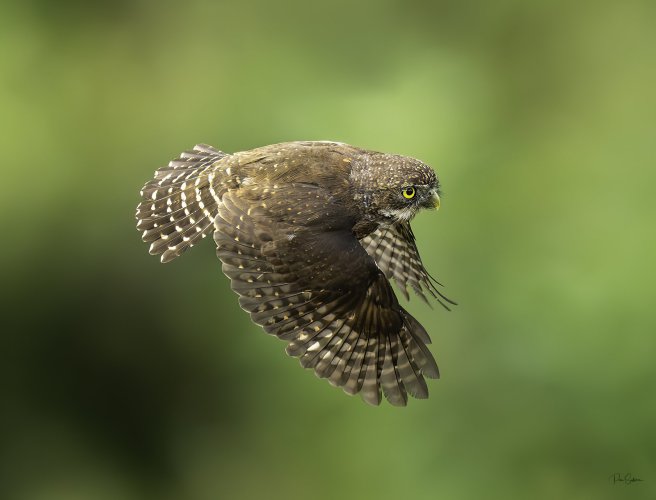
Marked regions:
[136,141,453,405]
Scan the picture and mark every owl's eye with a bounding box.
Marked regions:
[401,186,416,199]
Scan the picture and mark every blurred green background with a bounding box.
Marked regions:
[1,0,655,499]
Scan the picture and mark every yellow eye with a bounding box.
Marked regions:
[402,186,416,199]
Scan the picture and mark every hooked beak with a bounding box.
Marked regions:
[430,190,441,210]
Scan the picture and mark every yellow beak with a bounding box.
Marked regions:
[431,191,441,210]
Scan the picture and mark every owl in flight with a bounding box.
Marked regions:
[136,141,454,406]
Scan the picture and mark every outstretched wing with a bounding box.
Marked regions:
[136,144,227,263]
[360,222,456,309]
[213,184,438,406]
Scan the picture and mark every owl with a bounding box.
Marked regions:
[136,141,454,406]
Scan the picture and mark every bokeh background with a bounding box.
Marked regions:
[1,0,655,499]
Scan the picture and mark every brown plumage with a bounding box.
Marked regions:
[136,141,454,406]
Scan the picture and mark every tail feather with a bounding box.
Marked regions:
[136,144,227,263]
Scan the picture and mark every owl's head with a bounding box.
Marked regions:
[352,153,441,223]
